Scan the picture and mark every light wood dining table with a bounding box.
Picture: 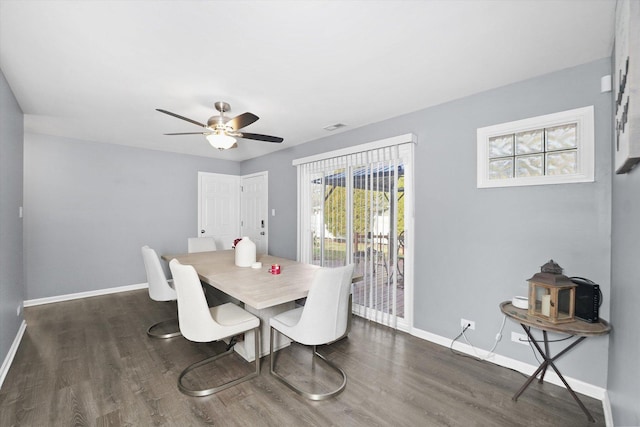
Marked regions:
[161,250,322,362]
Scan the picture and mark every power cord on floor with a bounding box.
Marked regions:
[449,314,507,362]
[450,316,556,380]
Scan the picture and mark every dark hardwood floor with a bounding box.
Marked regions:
[0,290,605,426]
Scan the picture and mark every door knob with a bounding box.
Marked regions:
[200,229,205,234]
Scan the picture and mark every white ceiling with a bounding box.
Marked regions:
[0,0,616,162]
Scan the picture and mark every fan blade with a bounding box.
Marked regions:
[156,109,206,128]
[164,132,207,135]
[227,112,259,131]
[240,132,283,143]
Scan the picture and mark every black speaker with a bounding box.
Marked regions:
[570,277,601,323]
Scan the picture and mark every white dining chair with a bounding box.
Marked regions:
[187,237,217,253]
[141,245,181,339]
[269,263,355,401]
[169,258,260,397]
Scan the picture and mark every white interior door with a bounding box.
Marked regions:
[241,172,268,254]
[198,172,240,250]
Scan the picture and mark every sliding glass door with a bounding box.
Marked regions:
[350,161,405,327]
[297,140,413,331]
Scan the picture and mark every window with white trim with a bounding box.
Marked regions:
[477,106,595,188]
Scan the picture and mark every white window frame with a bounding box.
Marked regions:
[477,106,595,188]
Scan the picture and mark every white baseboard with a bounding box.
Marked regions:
[0,320,26,390]
[23,282,148,307]
[602,390,614,427]
[411,326,606,401]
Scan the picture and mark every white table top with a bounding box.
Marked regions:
[162,250,320,310]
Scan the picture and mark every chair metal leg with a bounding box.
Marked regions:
[270,327,347,401]
[146,318,181,339]
[178,327,260,397]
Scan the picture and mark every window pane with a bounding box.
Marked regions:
[310,172,325,266]
[546,123,577,151]
[515,129,543,154]
[546,150,577,175]
[323,168,347,265]
[489,135,514,158]
[489,158,513,179]
[516,154,544,177]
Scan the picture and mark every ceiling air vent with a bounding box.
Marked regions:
[323,123,347,132]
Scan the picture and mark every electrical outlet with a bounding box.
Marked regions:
[511,331,529,345]
[460,318,475,330]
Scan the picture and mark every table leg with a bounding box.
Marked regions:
[513,324,594,422]
[538,330,550,383]
[512,326,550,401]
[233,302,295,362]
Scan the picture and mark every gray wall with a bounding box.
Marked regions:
[243,58,613,388]
[0,69,24,367]
[23,134,240,300]
[608,149,640,421]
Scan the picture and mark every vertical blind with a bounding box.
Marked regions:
[297,144,407,329]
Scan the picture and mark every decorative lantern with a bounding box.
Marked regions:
[527,260,576,324]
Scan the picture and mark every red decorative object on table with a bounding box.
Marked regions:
[269,264,281,275]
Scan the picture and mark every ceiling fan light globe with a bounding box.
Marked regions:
[206,133,236,150]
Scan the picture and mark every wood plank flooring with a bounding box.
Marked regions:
[0,289,605,426]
